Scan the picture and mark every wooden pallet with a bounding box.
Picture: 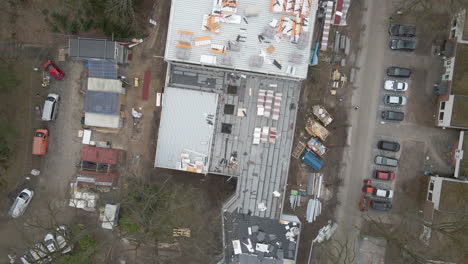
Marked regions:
[291,141,306,159]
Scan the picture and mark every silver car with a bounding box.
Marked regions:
[375,155,398,167]
[384,80,408,92]
[384,95,407,106]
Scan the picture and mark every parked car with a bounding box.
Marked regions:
[384,80,408,92]
[9,188,34,218]
[373,170,396,181]
[56,226,73,254]
[42,93,59,121]
[371,200,392,211]
[390,39,416,51]
[388,24,416,37]
[386,66,412,78]
[20,243,50,264]
[44,233,57,253]
[375,155,398,167]
[384,95,407,106]
[43,60,65,80]
[381,111,404,121]
[359,195,371,211]
[363,184,394,198]
[32,129,49,155]
[377,140,400,152]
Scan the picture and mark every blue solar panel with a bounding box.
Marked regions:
[87,60,118,79]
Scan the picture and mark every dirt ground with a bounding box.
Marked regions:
[285,1,365,262]
[0,0,236,263]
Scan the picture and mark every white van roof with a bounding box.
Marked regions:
[101,204,120,230]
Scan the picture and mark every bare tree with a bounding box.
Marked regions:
[105,0,137,31]
[318,236,356,264]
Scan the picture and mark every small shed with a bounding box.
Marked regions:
[69,37,128,64]
[84,91,123,129]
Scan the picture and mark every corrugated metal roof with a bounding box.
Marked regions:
[164,0,318,79]
[84,91,120,115]
[69,38,127,63]
[154,87,218,173]
[87,78,125,94]
[87,61,118,79]
[70,38,115,60]
[81,146,120,164]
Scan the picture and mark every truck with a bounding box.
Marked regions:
[301,151,323,171]
[312,105,334,126]
[307,137,327,157]
[305,119,330,142]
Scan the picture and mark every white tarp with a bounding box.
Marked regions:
[85,113,122,128]
[101,203,120,230]
[88,78,125,94]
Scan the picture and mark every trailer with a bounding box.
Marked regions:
[305,119,330,142]
[307,137,328,157]
[302,151,323,171]
[312,105,334,126]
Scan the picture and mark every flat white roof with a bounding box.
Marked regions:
[164,0,318,79]
[85,113,122,128]
[88,78,125,94]
[154,87,218,173]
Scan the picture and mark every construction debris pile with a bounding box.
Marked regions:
[224,212,301,262]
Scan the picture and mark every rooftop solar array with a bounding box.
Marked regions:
[87,61,118,79]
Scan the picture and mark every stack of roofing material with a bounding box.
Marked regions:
[269,127,277,143]
[249,55,264,67]
[306,198,322,223]
[253,128,261,145]
[307,173,323,197]
[272,92,282,120]
[264,90,274,117]
[194,36,211,46]
[257,89,266,116]
[321,1,334,51]
[261,127,269,143]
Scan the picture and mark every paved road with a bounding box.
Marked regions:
[335,0,392,242]
[333,0,459,257]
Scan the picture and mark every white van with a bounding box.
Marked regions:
[9,188,34,218]
[101,203,120,230]
[42,93,59,121]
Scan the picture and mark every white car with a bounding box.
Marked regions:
[56,226,73,254]
[20,243,51,264]
[384,95,407,106]
[375,189,394,198]
[384,80,408,92]
[9,188,34,218]
[44,233,57,253]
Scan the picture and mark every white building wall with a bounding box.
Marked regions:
[451,9,468,44]
[437,95,454,127]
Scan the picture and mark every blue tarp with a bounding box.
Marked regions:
[302,151,323,170]
[84,91,120,115]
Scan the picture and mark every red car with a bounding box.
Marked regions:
[43,60,65,80]
[373,170,395,181]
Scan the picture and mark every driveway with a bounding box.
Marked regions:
[333,0,458,252]
[0,55,85,258]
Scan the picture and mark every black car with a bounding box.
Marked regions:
[378,140,400,152]
[390,39,416,51]
[389,24,416,37]
[381,111,404,121]
[371,200,392,211]
[387,67,412,78]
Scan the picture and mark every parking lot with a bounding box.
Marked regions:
[334,0,459,248]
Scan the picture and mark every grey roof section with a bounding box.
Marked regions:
[223,212,301,263]
[168,64,300,219]
[84,91,120,115]
[69,38,127,63]
[87,61,118,79]
[164,0,318,79]
[154,87,218,173]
